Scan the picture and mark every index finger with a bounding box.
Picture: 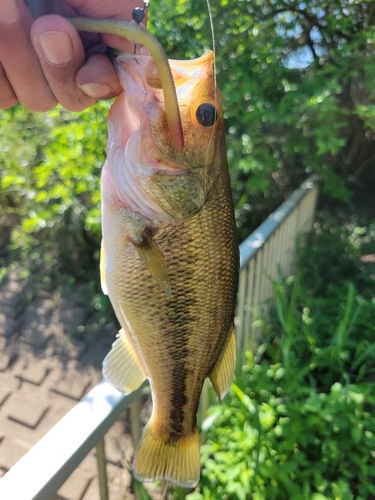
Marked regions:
[0,0,57,111]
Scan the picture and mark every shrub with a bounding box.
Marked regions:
[0,103,109,267]
[0,103,114,326]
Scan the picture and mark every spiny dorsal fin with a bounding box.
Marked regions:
[102,328,146,394]
[209,324,236,401]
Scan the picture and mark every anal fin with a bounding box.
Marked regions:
[131,236,172,298]
[102,328,146,394]
[209,324,236,401]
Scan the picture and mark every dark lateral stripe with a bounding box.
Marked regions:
[168,359,188,440]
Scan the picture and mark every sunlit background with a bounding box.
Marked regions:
[0,1,375,498]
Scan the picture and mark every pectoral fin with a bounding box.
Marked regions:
[209,325,236,401]
[131,236,172,298]
[100,239,108,295]
[103,328,146,394]
[117,208,172,298]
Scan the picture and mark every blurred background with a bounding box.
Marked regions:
[1,0,375,301]
[1,1,375,498]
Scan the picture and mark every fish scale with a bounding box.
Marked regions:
[107,196,236,430]
[101,51,239,487]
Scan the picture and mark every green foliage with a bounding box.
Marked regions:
[1,2,375,322]
[0,103,114,326]
[149,0,375,238]
[0,102,108,240]
[190,220,375,499]
[197,376,375,499]
[0,102,108,269]
[1,0,374,267]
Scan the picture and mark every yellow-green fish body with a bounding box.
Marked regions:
[101,51,239,487]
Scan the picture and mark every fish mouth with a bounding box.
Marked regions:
[112,50,215,169]
[105,51,216,222]
[64,17,183,150]
[124,50,215,109]
[109,52,181,175]
[114,50,184,151]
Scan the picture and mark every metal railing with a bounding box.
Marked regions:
[0,176,319,500]
[236,175,319,352]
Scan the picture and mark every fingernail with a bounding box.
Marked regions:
[79,83,113,98]
[39,31,74,66]
[0,0,19,25]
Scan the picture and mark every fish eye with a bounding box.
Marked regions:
[196,103,218,127]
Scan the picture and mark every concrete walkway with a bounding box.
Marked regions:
[0,268,137,500]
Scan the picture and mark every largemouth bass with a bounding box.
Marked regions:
[100,50,239,487]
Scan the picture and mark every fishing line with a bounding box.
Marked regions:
[132,1,149,54]
[204,0,218,192]
[205,0,217,84]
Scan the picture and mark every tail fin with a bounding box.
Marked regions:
[133,421,200,487]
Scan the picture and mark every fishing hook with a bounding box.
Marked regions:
[132,1,149,54]
[24,0,184,151]
[67,16,184,151]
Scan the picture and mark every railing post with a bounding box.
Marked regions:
[130,397,142,448]
[95,438,109,500]
[236,267,248,353]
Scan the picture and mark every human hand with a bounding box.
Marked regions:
[0,0,145,111]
